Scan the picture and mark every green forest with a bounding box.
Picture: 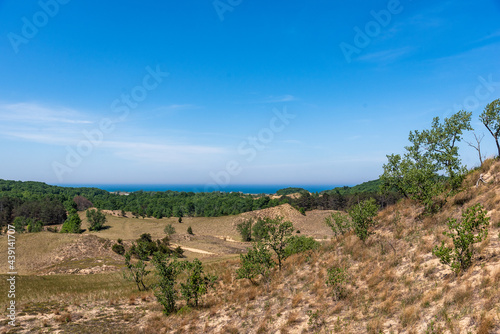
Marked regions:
[0,179,400,231]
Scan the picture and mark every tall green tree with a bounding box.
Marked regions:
[479,99,500,157]
[381,111,472,211]
[260,217,294,271]
[418,110,472,189]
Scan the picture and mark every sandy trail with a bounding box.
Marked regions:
[171,244,216,255]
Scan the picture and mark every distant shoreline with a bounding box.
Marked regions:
[53,184,347,195]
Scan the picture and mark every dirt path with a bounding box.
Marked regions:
[171,244,217,255]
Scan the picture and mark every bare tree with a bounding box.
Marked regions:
[466,132,485,165]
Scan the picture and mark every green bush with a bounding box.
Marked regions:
[251,218,269,242]
[12,216,29,233]
[152,253,181,314]
[123,252,150,291]
[112,243,125,255]
[187,226,193,235]
[152,255,214,314]
[86,209,107,231]
[27,220,43,233]
[236,242,275,282]
[432,203,489,274]
[260,217,294,270]
[174,246,184,258]
[325,212,352,237]
[237,218,253,242]
[60,210,82,234]
[326,266,349,300]
[284,236,319,257]
[130,234,174,260]
[180,259,217,307]
[164,224,176,237]
[348,198,378,242]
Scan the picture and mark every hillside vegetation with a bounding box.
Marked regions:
[1,159,499,333]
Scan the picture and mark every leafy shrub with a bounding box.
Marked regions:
[326,266,349,300]
[433,203,489,274]
[237,242,275,281]
[284,236,319,257]
[123,252,150,291]
[152,253,181,314]
[252,218,269,242]
[187,226,193,235]
[130,233,174,260]
[348,198,378,242]
[12,216,29,233]
[60,210,82,234]
[180,259,217,307]
[260,217,294,270]
[237,218,253,241]
[86,209,107,231]
[152,255,213,314]
[174,246,184,258]
[325,212,352,237]
[164,224,176,236]
[112,243,125,255]
[30,221,43,232]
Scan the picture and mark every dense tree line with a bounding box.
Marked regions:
[283,190,401,212]
[0,179,400,231]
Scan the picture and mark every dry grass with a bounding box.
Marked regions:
[291,292,303,308]
[5,160,500,333]
[0,272,138,305]
[477,315,495,334]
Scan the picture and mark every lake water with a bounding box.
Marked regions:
[57,184,346,194]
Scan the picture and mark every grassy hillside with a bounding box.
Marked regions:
[1,161,500,333]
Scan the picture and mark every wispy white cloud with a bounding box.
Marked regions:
[0,102,92,125]
[105,140,228,165]
[473,30,500,44]
[0,130,78,146]
[153,104,200,112]
[357,46,414,63]
[264,95,297,103]
[104,141,225,155]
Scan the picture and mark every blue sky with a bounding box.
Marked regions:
[0,0,499,188]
